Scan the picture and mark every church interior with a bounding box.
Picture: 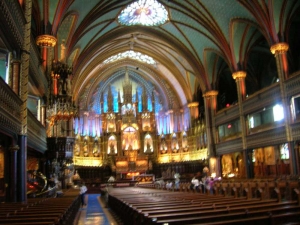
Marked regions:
[0,0,300,224]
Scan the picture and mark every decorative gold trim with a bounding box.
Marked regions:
[36,35,57,47]
[188,102,199,107]
[203,90,218,97]
[270,42,289,54]
[232,71,246,80]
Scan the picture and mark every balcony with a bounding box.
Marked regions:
[0,78,46,152]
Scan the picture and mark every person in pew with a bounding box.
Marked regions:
[80,182,88,206]
[201,176,206,193]
[174,173,180,191]
[166,181,173,190]
[208,177,215,194]
[205,176,211,194]
[190,176,200,192]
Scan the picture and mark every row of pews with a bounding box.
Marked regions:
[139,178,300,202]
[0,189,80,225]
[106,180,300,225]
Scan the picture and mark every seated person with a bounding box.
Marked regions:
[190,176,200,192]
[166,181,173,190]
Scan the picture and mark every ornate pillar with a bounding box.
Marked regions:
[203,90,218,157]
[9,145,19,202]
[233,71,249,178]
[232,71,247,138]
[11,59,20,95]
[18,0,32,203]
[270,42,295,174]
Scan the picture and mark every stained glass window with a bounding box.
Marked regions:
[103,50,156,65]
[118,0,168,26]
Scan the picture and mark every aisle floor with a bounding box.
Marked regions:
[75,194,118,225]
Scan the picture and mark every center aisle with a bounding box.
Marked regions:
[76,194,116,225]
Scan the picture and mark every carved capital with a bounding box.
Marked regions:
[36,35,57,47]
[11,59,21,65]
[188,102,199,107]
[270,42,289,54]
[232,71,246,80]
[203,90,218,98]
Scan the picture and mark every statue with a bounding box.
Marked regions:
[93,143,99,157]
[110,142,115,154]
[74,143,80,156]
[174,173,180,190]
[146,141,152,152]
[83,141,88,157]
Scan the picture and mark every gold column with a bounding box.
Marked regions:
[20,0,33,135]
[19,0,33,202]
[232,71,247,150]
[270,42,291,140]
[271,42,294,174]
[203,90,218,157]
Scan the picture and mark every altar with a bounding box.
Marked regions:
[115,154,149,174]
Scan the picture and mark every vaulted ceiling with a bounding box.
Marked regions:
[33,0,300,112]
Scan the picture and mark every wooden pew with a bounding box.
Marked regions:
[0,189,80,225]
[150,201,300,224]
[107,186,300,225]
[256,180,267,200]
[154,211,300,225]
[140,199,278,216]
[0,217,60,224]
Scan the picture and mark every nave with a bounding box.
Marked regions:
[75,194,119,225]
[0,182,299,225]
